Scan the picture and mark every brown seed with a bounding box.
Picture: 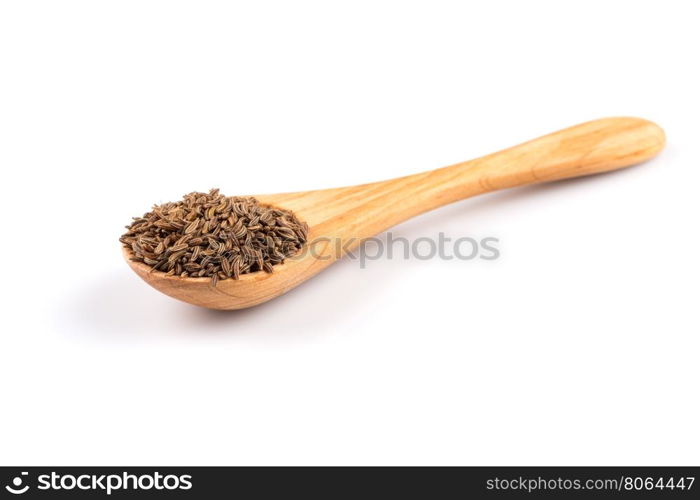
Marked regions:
[170,243,189,253]
[190,246,201,261]
[184,218,200,234]
[221,258,232,277]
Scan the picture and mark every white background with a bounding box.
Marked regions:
[1,1,698,465]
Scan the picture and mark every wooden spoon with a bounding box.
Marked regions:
[124,117,665,309]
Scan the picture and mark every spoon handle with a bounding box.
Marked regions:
[261,117,664,243]
[428,116,665,201]
[331,117,665,237]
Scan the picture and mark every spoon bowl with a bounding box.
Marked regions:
[125,117,665,309]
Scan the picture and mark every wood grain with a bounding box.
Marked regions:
[124,117,665,309]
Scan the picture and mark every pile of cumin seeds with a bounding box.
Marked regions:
[120,189,308,285]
